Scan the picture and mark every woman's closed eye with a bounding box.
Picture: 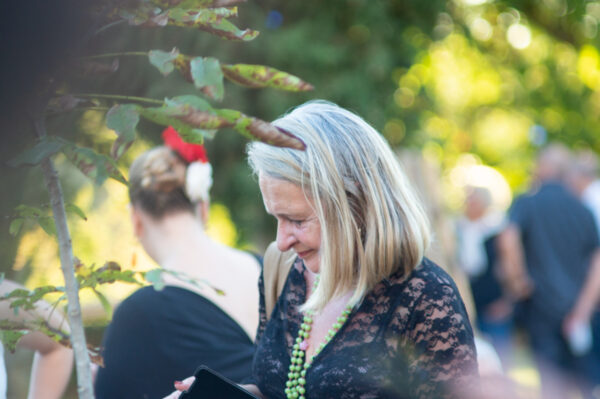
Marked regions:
[289,218,304,226]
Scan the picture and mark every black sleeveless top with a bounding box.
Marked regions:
[95,286,255,399]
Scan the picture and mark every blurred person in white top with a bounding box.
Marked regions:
[0,279,73,399]
[456,186,505,279]
[456,186,512,368]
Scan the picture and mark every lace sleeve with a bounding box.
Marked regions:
[403,280,479,398]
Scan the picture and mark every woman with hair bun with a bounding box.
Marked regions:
[168,101,479,399]
[94,127,260,399]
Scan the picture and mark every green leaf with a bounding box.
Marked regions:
[149,0,242,8]
[38,217,56,237]
[231,114,253,139]
[120,5,169,27]
[11,298,33,312]
[166,95,214,111]
[190,57,224,100]
[203,17,259,41]
[221,64,314,91]
[65,203,87,221]
[9,218,24,236]
[140,98,219,142]
[167,8,259,41]
[14,205,44,218]
[106,104,140,160]
[92,289,113,320]
[214,108,242,123]
[144,269,165,291]
[168,7,238,21]
[0,330,26,352]
[75,260,142,290]
[3,288,31,299]
[7,137,64,167]
[140,107,209,143]
[0,285,64,320]
[30,285,61,302]
[60,140,127,185]
[148,48,180,76]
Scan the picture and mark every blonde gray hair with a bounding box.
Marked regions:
[248,101,431,312]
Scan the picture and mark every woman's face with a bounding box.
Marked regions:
[259,175,322,273]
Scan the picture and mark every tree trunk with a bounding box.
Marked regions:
[35,117,94,399]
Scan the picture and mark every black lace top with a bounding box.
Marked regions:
[249,257,479,399]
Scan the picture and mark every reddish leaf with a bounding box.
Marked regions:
[88,346,105,367]
[139,97,217,143]
[58,338,104,367]
[174,54,194,82]
[60,141,127,185]
[174,107,233,130]
[238,118,306,150]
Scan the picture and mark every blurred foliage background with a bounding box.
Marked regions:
[2,0,600,396]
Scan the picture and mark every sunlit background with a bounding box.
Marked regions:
[4,0,600,397]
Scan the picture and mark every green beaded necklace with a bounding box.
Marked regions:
[284,277,353,399]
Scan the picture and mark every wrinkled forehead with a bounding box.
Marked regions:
[259,174,318,216]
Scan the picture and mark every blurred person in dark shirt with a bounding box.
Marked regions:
[498,143,600,399]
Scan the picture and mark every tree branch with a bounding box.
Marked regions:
[82,51,148,60]
[69,93,163,105]
[33,115,95,399]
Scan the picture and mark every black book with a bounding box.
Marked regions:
[179,366,261,399]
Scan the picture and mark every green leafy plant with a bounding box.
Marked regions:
[5,1,311,397]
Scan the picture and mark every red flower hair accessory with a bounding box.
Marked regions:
[162,126,212,203]
[162,126,209,164]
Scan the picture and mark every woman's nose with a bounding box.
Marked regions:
[276,220,296,252]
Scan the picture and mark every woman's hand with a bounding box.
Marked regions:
[162,376,195,399]
[240,384,265,398]
[161,379,265,399]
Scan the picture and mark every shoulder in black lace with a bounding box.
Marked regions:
[250,257,479,399]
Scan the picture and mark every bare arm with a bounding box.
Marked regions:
[496,224,533,300]
[0,280,73,399]
[19,332,74,399]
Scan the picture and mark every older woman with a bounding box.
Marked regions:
[168,101,478,399]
